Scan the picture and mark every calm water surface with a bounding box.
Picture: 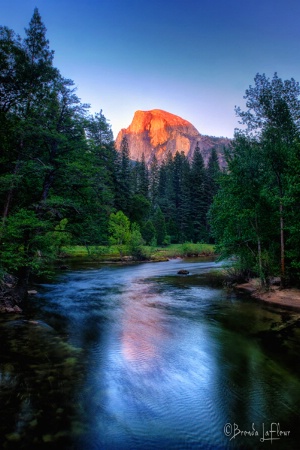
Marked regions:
[1,258,300,449]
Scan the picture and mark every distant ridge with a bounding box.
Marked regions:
[115,109,231,167]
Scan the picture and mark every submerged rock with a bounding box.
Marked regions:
[1,274,25,314]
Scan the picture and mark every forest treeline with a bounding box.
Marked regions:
[210,73,300,288]
[2,9,300,304]
[0,10,220,301]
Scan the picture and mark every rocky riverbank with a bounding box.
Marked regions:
[0,275,23,313]
[236,279,300,312]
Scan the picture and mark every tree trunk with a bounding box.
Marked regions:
[254,214,265,287]
[279,200,285,287]
[40,139,58,203]
[41,169,55,202]
[257,236,265,287]
[2,161,21,224]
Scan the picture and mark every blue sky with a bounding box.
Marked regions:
[1,0,300,138]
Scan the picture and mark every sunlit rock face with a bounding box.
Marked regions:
[115,109,230,167]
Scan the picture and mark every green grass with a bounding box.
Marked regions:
[61,242,215,261]
[61,245,119,258]
[148,243,215,260]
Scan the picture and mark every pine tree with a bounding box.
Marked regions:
[210,73,300,286]
[149,154,159,208]
[205,148,221,240]
[115,136,132,213]
[21,7,57,116]
[157,152,177,241]
[190,143,206,242]
[1,8,59,222]
[153,206,167,245]
[235,73,300,285]
[81,111,117,243]
[177,154,192,242]
[0,10,89,302]
[141,220,157,245]
[138,153,149,198]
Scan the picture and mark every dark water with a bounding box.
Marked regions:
[1,258,300,449]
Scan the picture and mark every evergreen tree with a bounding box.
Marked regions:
[86,110,114,146]
[129,194,151,226]
[0,11,89,301]
[81,111,117,243]
[157,152,177,241]
[1,8,59,222]
[209,136,277,284]
[235,73,300,285]
[210,73,300,286]
[170,151,192,242]
[153,206,167,245]
[206,148,221,200]
[137,153,149,198]
[177,154,192,242]
[205,148,221,241]
[149,154,159,208]
[141,220,157,245]
[0,26,24,114]
[190,143,206,242]
[115,136,132,213]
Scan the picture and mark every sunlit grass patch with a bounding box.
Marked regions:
[61,243,215,261]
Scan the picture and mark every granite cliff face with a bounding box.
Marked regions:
[115,109,230,167]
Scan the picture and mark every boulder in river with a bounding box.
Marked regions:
[177,270,189,275]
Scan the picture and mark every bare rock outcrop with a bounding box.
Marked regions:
[115,109,230,167]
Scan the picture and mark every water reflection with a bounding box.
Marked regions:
[1,259,300,449]
[120,287,165,370]
[85,281,223,449]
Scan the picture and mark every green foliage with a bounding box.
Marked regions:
[129,193,150,225]
[128,222,147,260]
[163,235,171,245]
[151,147,220,244]
[0,10,118,289]
[149,155,159,207]
[181,242,214,256]
[141,220,156,245]
[149,242,214,259]
[190,144,207,242]
[0,9,227,300]
[135,153,149,198]
[1,209,53,274]
[153,206,167,245]
[210,73,300,286]
[48,218,71,252]
[115,136,132,212]
[108,211,130,249]
[107,212,148,260]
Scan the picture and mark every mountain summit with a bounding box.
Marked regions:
[115,109,230,166]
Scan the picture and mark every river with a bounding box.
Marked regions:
[1,258,300,449]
